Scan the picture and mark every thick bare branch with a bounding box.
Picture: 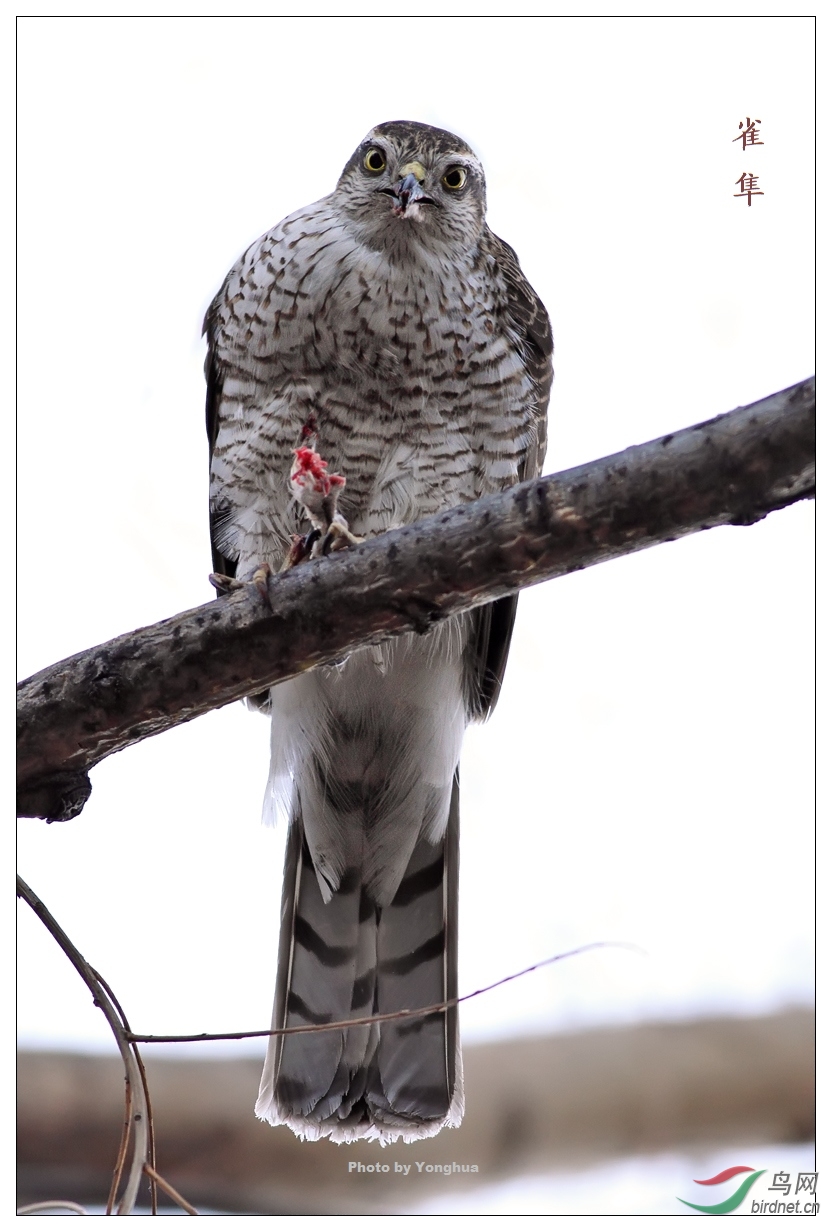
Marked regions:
[17,377,814,821]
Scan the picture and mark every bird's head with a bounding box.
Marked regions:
[335,120,487,255]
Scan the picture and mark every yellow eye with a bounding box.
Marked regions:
[363,148,386,174]
[442,167,467,190]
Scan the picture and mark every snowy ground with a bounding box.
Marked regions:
[405,1141,816,1216]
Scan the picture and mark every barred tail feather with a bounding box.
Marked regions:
[255,774,462,1144]
[371,779,461,1129]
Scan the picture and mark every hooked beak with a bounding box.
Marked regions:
[379,161,436,215]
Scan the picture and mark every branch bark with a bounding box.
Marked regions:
[17,377,815,822]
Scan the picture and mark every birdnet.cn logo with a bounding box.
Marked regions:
[676,1166,819,1214]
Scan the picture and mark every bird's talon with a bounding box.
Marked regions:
[210,565,273,604]
[311,517,364,558]
[304,527,322,554]
[209,572,244,594]
[251,563,273,603]
[339,526,364,547]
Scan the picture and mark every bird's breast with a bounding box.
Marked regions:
[213,211,536,563]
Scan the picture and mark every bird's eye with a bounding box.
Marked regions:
[442,167,467,190]
[363,149,386,174]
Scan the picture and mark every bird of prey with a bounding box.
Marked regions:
[204,120,553,1143]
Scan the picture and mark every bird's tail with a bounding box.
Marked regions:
[255,774,462,1144]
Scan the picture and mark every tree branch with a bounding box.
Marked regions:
[17,377,814,822]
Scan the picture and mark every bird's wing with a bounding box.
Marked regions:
[466,229,554,720]
[486,228,554,484]
[203,294,237,579]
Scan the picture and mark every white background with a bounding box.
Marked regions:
[17,16,814,1059]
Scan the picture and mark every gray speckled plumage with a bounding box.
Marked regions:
[204,121,553,1143]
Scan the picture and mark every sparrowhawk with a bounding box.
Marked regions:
[204,120,553,1143]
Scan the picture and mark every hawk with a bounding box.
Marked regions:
[204,121,553,1143]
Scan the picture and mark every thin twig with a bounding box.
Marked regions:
[135,1052,158,1214]
[17,1200,89,1215]
[94,967,158,1215]
[143,1165,200,1216]
[128,941,644,1044]
[105,1079,132,1215]
[16,876,157,1217]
